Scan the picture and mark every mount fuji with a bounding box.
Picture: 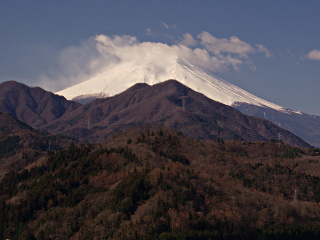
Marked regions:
[57,57,283,111]
[56,57,320,147]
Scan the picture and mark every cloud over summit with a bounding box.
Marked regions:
[40,32,272,92]
[197,31,255,58]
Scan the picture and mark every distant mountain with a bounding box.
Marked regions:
[0,81,81,128]
[233,103,320,148]
[0,80,311,147]
[45,80,310,148]
[55,57,320,147]
[56,58,284,111]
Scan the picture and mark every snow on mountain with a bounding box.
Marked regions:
[54,56,320,147]
[56,57,285,112]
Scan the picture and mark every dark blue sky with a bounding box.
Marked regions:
[1,1,320,115]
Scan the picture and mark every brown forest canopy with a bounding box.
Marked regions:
[0,126,320,239]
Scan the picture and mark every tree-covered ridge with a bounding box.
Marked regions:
[0,127,320,239]
[0,112,76,178]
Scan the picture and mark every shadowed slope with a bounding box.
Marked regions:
[0,112,75,177]
[0,81,81,128]
[44,80,311,147]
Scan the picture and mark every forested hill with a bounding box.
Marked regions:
[43,80,311,148]
[1,126,320,239]
[0,112,76,178]
[0,81,81,129]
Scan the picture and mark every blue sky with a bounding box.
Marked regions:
[1,1,320,115]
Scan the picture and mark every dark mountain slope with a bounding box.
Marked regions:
[0,81,81,128]
[0,112,75,177]
[0,111,32,134]
[43,80,311,148]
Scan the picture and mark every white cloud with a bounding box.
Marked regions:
[39,37,106,91]
[180,46,227,72]
[197,31,255,58]
[161,21,177,30]
[305,49,320,60]
[92,36,225,73]
[179,33,197,47]
[256,44,273,58]
[39,32,271,92]
[95,34,138,49]
[146,28,153,36]
[161,21,169,29]
[220,55,243,72]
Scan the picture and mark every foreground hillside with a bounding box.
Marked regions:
[1,127,320,239]
[0,112,75,178]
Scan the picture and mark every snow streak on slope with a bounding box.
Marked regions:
[56,57,285,111]
[174,58,284,111]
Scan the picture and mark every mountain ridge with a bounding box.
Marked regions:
[56,57,285,111]
[234,102,320,147]
[45,80,311,148]
[54,57,320,147]
[0,111,75,177]
[0,81,81,128]
[0,79,313,147]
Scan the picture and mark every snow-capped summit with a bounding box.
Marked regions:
[54,56,320,147]
[56,57,285,111]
